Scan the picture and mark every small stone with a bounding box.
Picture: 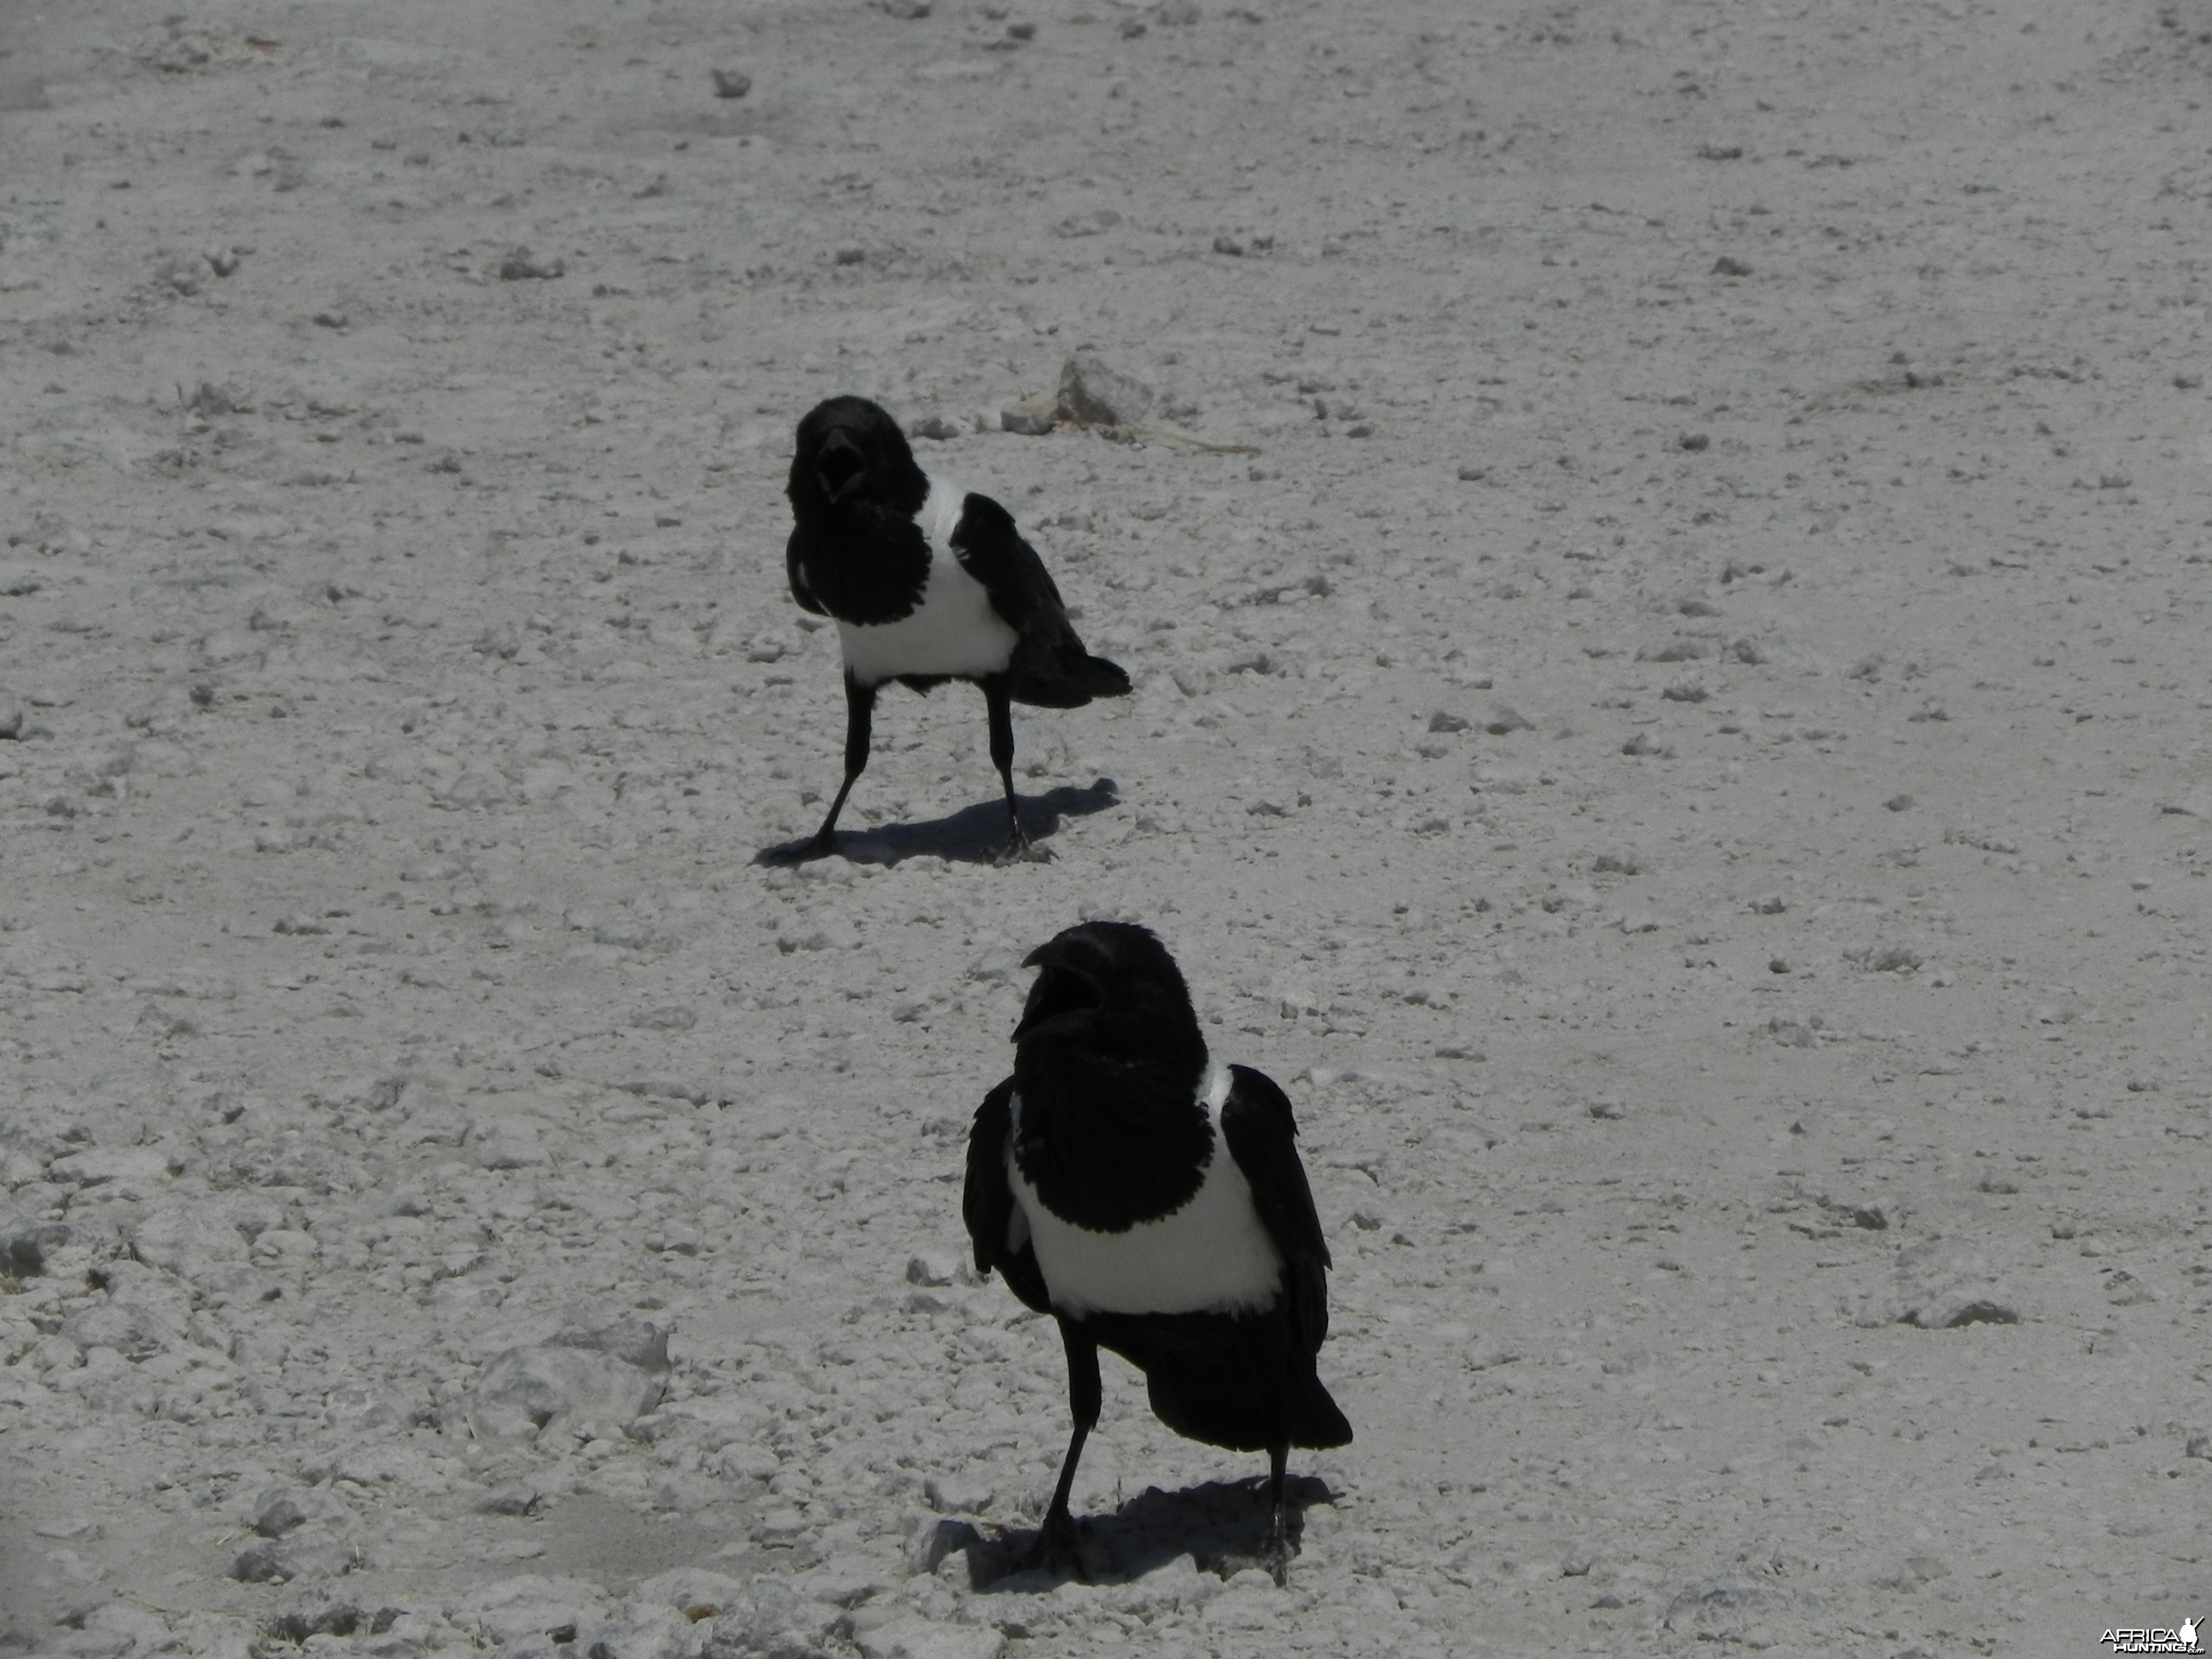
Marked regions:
[1057,350,1155,427]
[1678,432,1710,452]
[1000,395,1059,435]
[498,247,565,281]
[1052,208,1123,238]
[75,1601,173,1654]
[1213,233,1244,256]
[449,1575,612,1648]
[922,1472,994,1515]
[859,1618,1006,1659]
[1896,1238,2018,1329]
[59,1301,169,1361]
[1661,680,1708,703]
[264,1589,369,1642]
[905,1251,965,1287]
[711,69,752,98]
[1711,255,1753,275]
[230,1526,362,1584]
[1427,711,1470,734]
[871,0,931,16]
[1464,1334,1518,1370]
[253,1487,313,1538]
[1849,942,1922,974]
[1484,704,1534,736]
[1,1210,70,1275]
[907,414,965,441]
[1885,793,1914,812]
[1662,1579,1814,1641]
[460,1332,667,1442]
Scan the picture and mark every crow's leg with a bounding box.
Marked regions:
[1262,1443,1293,1587]
[980,675,1042,862]
[797,673,874,859]
[1022,1318,1101,1577]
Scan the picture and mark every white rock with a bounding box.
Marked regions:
[629,1567,755,1616]
[581,1604,705,1659]
[229,1524,364,1583]
[75,1598,172,1655]
[698,1580,843,1657]
[459,1326,669,1442]
[131,1205,252,1287]
[448,1575,612,1646]
[856,1615,1005,1659]
[59,1300,170,1361]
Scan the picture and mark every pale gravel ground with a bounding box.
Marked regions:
[2,1,2210,1655]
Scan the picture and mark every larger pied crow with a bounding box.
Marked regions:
[780,397,1129,862]
[964,921,1351,1583]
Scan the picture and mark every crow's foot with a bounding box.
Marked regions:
[1261,1527,1294,1589]
[764,829,837,864]
[995,826,1051,865]
[1013,1508,1085,1580]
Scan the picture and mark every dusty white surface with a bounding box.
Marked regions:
[2,1,2210,1654]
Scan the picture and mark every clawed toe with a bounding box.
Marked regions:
[996,831,1051,865]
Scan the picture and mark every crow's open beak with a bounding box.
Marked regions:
[816,429,865,501]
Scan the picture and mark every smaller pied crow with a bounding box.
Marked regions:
[779,397,1130,862]
[964,921,1351,1583]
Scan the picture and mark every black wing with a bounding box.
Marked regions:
[947,492,1130,707]
[1219,1064,1332,1354]
[945,492,1066,634]
[785,529,826,617]
[964,1078,1053,1314]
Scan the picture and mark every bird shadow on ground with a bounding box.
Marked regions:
[752,779,1119,868]
[930,1474,1338,1591]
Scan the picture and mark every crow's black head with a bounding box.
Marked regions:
[1008,922,1215,1222]
[1013,921,1205,1062]
[788,396,928,518]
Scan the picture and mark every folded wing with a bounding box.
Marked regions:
[1218,1064,1333,1355]
[948,493,1131,708]
[964,1079,1053,1314]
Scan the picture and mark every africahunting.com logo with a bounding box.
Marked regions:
[2102,1618,2200,1655]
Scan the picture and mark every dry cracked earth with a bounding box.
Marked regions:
[2,0,2211,1655]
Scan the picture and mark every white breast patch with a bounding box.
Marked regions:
[837,478,1018,685]
[1007,1061,1285,1318]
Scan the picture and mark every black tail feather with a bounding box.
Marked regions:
[1012,649,1131,709]
[1292,1373,1353,1450]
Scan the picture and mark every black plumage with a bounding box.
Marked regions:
[964,922,1350,1582]
[780,397,1130,862]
